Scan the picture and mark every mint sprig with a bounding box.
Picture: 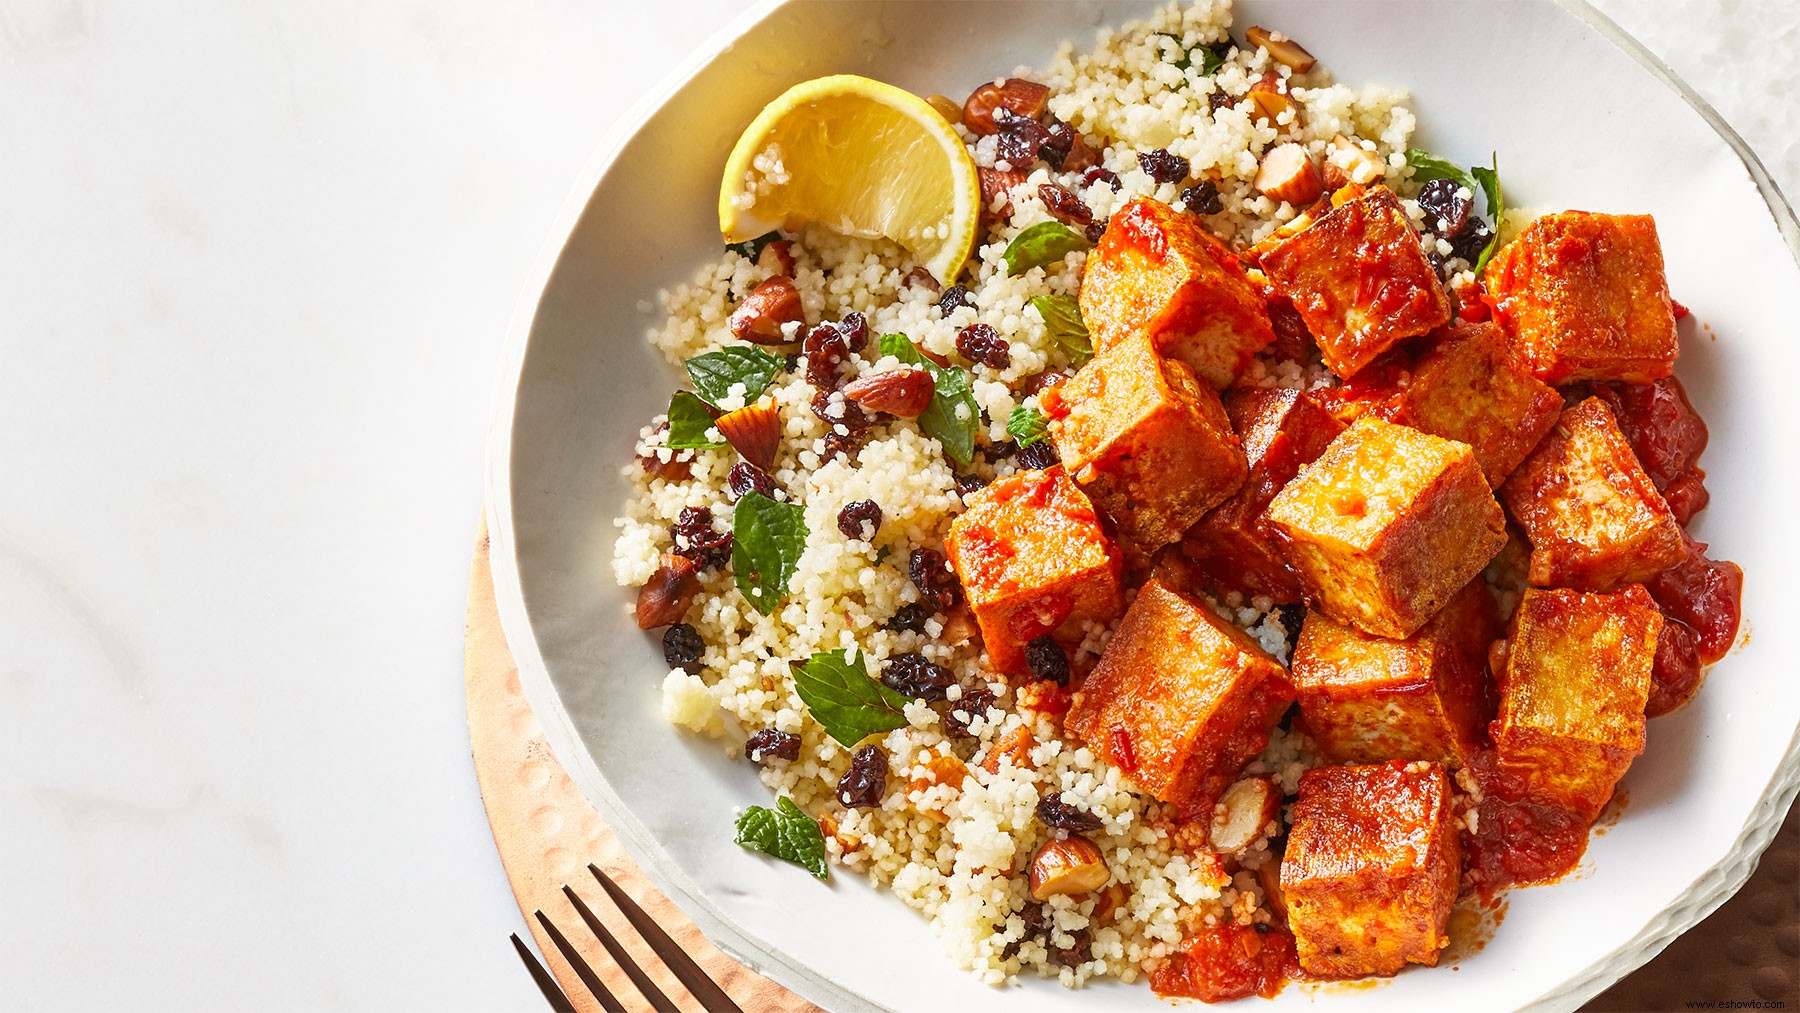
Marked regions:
[792,649,911,747]
[879,333,978,467]
[734,796,828,880]
[731,492,807,614]
[1007,405,1049,447]
[1027,294,1093,367]
[1002,221,1089,277]
[666,391,725,449]
[685,345,783,407]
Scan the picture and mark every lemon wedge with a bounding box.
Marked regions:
[719,74,981,285]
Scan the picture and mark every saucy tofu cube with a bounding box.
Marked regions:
[1066,578,1293,812]
[1500,397,1685,591]
[1485,211,1678,383]
[1079,197,1275,388]
[1373,321,1563,487]
[1260,187,1451,378]
[1046,334,1247,562]
[945,466,1123,675]
[1281,761,1460,978]
[1290,579,1497,767]
[1493,585,1660,820]
[1181,387,1346,602]
[1265,417,1508,639]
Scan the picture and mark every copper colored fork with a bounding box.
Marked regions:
[510,864,744,1013]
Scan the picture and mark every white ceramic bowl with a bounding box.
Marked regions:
[486,2,1800,1008]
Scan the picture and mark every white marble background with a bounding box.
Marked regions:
[0,1,1792,1010]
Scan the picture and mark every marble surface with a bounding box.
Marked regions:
[0,2,1792,1010]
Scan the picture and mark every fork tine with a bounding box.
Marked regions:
[511,933,578,1013]
[536,909,627,1013]
[588,864,746,1013]
[562,885,680,1012]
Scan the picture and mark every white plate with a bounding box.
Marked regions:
[485,1,1800,1008]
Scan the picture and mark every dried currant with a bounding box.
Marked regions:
[882,652,956,702]
[938,285,978,317]
[1417,177,1472,238]
[1038,183,1092,225]
[744,728,801,764]
[726,462,777,501]
[956,323,1011,369]
[1051,928,1093,967]
[1081,166,1122,191]
[803,323,851,388]
[942,684,997,740]
[885,602,931,633]
[836,745,888,808]
[909,547,964,612]
[1017,439,1060,470]
[662,623,705,674]
[1039,119,1078,169]
[1138,147,1190,184]
[1036,791,1105,833]
[994,107,1053,169]
[955,473,988,499]
[1025,636,1071,686]
[1181,180,1224,215]
[1451,217,1495,264]
[837,499,883,540]
[1207,90,1235,114]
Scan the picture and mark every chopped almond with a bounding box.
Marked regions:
[714,398,781,470]
[1246,26,1317,72]
[1209,776,1282,853]
[1326,135,1387,186]
[1255,143,1323,206]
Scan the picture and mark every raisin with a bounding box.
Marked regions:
[1085,220,1107,243]
[955,473,988,499]
[662,623,705,674]
[1039,119,1078,169]
[1017,439,1060,470]
[670,506,732,570]
[1051,928,1093,967]
[1020,370,1071,397]
[882,652,956,701]
[1451,217,1495,264]
[1208,90,1234,114]
[978,440,1020,463]
[1181,181,1224,215]
[885,602,931,633]
[1036,791,1105,833]
[1275,604,1307,658]
[993,107,1052,169]
[1081,166,1122,191]
[836,745,888,808]
[1417,177,1472,239]
[910,547,964,612]
[1020,901,1052,938]
[821,430,864,462]
[1024,636,1071,686]
[744,728,800,764]
[810,390,872,434]
[942,684,996,739]
[837,499,883,540]
[1138,147,1190,183]
[956,323,1011,369]
[726,462,777,501]
[938,285,977,317]
[1038,183,1092,225]
[803,323,850,388]
[835,311,869,352]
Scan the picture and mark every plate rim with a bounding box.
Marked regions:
[481,2,1800,1010]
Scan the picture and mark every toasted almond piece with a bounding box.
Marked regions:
[1254,142,1323,207]
[1028,836,1110,901]
[1092,881,1131,923]
[979,724,1037,774]
[979,165,1029,225]
[843,367,935,417]
[1209,775,1282,853]
[1256,861,1288,921]
[1246,26,1316,72]
[728,276,805,343]
[940,605,981,646]
[1327,134,1387,185]
[635,553,700,629]
[962,78,1051,136]
[926,94,963,124]
[757,238,796,278]
[715,398,781,470]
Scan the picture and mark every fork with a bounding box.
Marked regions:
[510,863,745,1013]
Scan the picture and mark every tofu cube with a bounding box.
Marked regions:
[1078,197,1274,388]
[1260,186,1452,378]
[1281,761,1460,978]
[1369,321,1564,487]
[1181,387,1346,602]
[1494,584,1659,820]
[945,466,1123,675]
[1265,417,1508,639]
[1485,211,1678,383]
[1500,396,1685,590]
[1066,578,1293,812]
[1290,579,1497,767]
[1046,334,1247,562]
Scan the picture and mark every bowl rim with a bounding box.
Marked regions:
[482,2,1800,1009]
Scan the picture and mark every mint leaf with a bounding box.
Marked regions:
[1028,294,1093,367]
[1470,155,1504,275]
[1003,221,1089,277]
[1403,149,1479,196]
[792,649,912,746]
[1151,32,1192,71]
[879,333,978,467]
[734,796,828,880]
[685,345,783,407]
[731,492,807,614]
[725,231,782,262]
[1008,405,1049,447]
[1197,43,1226,76]
[667,391,725,449]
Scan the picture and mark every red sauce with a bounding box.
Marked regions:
[1462,750,1593,894]
[1150,924,1296,1002]
[1647,534,1743,663]
[1584,376,1711,524]
[1648,617,1703,717]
